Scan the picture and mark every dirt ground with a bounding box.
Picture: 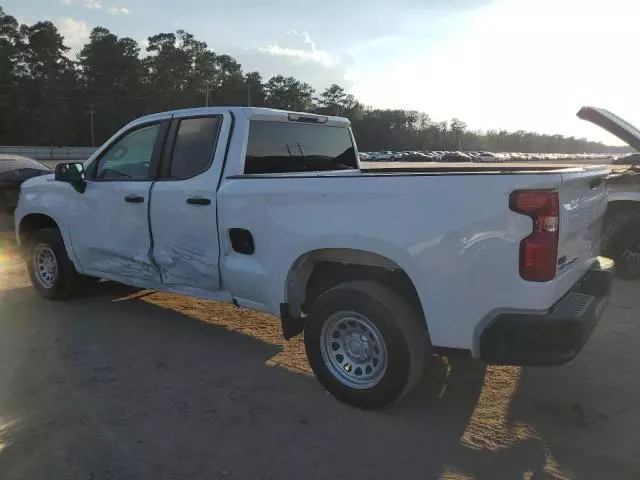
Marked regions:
[0,241,639,480]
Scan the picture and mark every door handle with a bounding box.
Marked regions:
[124,194,144,203]
[186,197,211,205]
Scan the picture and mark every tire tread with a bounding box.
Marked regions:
[305,280,431,409]
[25,227,78,300]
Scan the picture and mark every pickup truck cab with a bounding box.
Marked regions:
[16,107,613,409]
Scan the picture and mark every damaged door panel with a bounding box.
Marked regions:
[68,118,170,284]
[149,112,227,293]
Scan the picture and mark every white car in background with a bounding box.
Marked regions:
[474,152,498,162]
[371,151,398,161]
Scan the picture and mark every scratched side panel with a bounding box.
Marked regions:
[68,181,161,283]
[152,229,219,288]
[147,111,233,293]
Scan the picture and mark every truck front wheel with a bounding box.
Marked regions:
[24,227,79,300]
[304,281,431,409]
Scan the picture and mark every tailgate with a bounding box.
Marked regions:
[556,169,608,277]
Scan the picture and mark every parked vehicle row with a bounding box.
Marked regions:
[13,106,613,410]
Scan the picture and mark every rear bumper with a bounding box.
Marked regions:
[479,257,614,366]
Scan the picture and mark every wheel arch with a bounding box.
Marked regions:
[18,213,60,245]
[284,247,429,334]
[606,198,640,218]
[17,212,80,271]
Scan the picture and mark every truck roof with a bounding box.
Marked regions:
[131,107,351,128]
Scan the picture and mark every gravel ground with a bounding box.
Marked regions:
[0,243,639,480]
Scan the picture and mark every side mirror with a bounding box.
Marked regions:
[55,162,86,193]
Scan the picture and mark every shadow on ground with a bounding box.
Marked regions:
[0,280,637,479]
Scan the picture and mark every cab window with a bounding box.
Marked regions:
[94,124,161,180]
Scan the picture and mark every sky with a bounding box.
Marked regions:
[5,0,640,145]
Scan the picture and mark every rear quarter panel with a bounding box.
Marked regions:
[217,172,584,351]
[556,170,608,281]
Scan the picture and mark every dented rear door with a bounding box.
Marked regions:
[149,109,232,293]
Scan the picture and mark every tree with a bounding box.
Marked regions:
[210,54,245,105]
[142,31,248,109]
[449,118,467,150]
[316,83,346,115]
[10,20,79,145]
[0,7,22,141]
[245,71,266,107]
[179,30,217,105]
[314,83,363,119]
[19,21,74,81]
[0,5,632,154]
[79,27,141,92]
[0,7,21,83]
[77,27,144,144]
[265,75,314,111]
[144,32,191,109]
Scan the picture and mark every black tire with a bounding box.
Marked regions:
[602,209,640,279]
[304,280,431,409]
[24,227,79,300]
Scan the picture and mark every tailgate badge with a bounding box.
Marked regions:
[557,255,578,270]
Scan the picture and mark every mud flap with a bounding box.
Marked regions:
[280,303,304,340]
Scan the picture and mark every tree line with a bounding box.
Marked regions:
[0,6,630,153]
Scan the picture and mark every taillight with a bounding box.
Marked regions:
[510,189,559,282]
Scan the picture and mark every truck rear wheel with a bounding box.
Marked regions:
[24,227,79,300]
[602,209,640,279]
[304,280,431,409]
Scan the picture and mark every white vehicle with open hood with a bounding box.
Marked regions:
[16,107,613,409]
[578,106,640,278]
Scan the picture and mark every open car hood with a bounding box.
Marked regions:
[577,106,640,152]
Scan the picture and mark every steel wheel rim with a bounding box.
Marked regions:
[320,310,388,389]
[33,243,58,289]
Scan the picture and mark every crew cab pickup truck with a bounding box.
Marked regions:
[15,107,613,409]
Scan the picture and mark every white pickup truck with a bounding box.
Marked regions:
[15,107,613,409]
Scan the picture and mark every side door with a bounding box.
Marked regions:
[69,119,170,286]
[149,112,229,294]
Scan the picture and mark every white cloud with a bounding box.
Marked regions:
[352,0,640,144]
[60,0,129,15]
[349,0,640,144]
[259,31,334,68]
[60,0,102,9]
[107,6,129,14]
[232,31,354,91]
[54,18,90,53]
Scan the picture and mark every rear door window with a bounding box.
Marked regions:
[244,121,358,174]
[168,117,220,179]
